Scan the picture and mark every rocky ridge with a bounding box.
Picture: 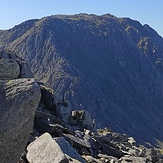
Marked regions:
[19,81,162,163]
[1,14,163,145]
[0,50,162,163]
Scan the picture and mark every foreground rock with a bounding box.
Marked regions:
[27,133,68,163]
[0,50,41,163]
[0,78,40,163]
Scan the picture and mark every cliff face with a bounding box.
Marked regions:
[1,13,163,145]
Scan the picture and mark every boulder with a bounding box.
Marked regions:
[94,136,123,158]
[39,84,71,122]
[55,137,86,163]
[0,78,40,163]
[26,133,68,163]
[71,110,94,129]
[0,58,20,80]
[63,133,91,149]
[0,50,33,79]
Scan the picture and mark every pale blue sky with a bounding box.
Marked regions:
[0,0,163,37]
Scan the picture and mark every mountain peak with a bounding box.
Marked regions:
[1,14,163,145]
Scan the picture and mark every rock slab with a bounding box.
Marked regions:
[0,78,40,163]
[26,133,68,163]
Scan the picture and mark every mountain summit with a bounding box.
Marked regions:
[1,13,163,145]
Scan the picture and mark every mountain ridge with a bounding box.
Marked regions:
[1,13,163,145]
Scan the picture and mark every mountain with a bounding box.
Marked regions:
[1,13,163,145]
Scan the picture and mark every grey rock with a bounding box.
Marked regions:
[0,58,20,80]
[139,147,160,162]
[55,137,86,163]
[71,110,93,129]
[26,133,68,163]
[18,59,33,78]
[127,137,136,146]
[94,136,123,158]
[97,154,119,162]
[35,110,62,123]
[0,78,41,163]
[0,50,33,79]
[119,156,147,163]
[82,155,102,163]
[63,133,91,149]
[40,85,56,113]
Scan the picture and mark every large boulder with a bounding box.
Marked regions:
[26,133,68,163]
[0,78,40,163]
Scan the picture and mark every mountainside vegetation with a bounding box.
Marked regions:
[1,13,163,145]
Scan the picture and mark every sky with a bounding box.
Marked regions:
[0,0,163,37]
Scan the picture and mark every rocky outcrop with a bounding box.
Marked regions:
[0,50,41,163]
[2,14,163,145]
[19,83,162,163]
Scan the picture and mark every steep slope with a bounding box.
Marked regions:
[1,13,163,145]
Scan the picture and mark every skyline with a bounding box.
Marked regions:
[0,0,163,37]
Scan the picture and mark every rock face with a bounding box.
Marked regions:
[1,14,163,145]
[0,50,41,163]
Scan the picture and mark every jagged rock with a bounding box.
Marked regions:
[40,85,56,113]
[35,110,62,124]
[0,78,40,163]
[55,137,86,163]
[127,137,136,146]
[26,133,68,163]
[0,50,33,79]
[17,59,33,78]
[71,110,94,129]
[0,58,20,79]
[39,84,71,122]
[94,136,123,158]
[139,147,160,162]
[119,156,147,163]
[34,116,72,135]
[63,133,91,149]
